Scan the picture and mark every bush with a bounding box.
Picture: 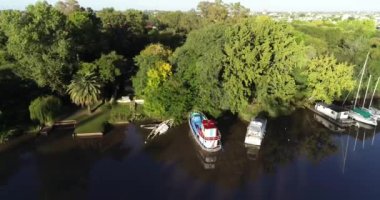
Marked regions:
[29,96,62,126]
[109,104,134,123]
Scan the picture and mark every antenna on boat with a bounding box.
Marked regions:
[354,52,370,108]
[362,75,372,108]
[369,77,380,108]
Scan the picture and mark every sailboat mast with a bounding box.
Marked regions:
[362,75,372,107]
[354,52,370,108]
[369,77,380,108]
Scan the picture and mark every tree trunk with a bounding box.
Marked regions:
[87,105,91,114]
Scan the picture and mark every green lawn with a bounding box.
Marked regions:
[65,104,111,133]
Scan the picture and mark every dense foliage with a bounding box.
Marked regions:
[0,0,379,137]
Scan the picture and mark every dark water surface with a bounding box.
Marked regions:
[1,109,380,200]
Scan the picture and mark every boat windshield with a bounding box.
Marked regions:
[248,122,262,133]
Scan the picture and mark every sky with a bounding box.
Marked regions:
[1,0,379,12]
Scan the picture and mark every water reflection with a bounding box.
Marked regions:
[313,114,345,132]
[1,110,380,199]
[245,144,260,161]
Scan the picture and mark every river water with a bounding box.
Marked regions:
[0,109,380,200]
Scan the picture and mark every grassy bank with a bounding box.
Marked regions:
[64,103,144,133]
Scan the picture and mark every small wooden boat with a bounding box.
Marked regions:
[189,112,221,152]
[145,119,174,142]
[244,117,267,146]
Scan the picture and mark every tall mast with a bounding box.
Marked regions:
[354,52,370,108]
[369,77,380,108]
[362,74,372,107]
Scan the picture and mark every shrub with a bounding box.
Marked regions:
[29,96,62,126]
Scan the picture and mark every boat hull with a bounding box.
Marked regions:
[349,111,377,126]
[188,112,221,153]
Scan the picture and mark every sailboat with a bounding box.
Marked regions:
[349,53,377,126]
[367,77,380,120]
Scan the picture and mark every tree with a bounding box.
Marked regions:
[29,96,62,126]
[222,17,306,116]
[142,61,174,118]
[197,0,228,23]
[144,78,191,120]
[97,8,130,55]
[55,0,81,15]
[228,2,250,21]
[67,8,102,61]
[171,24,228,117]
[78,51,126,85]
[0,2,75,93]
[67,73,101,113]
[303,55,355,104]
[132,44,172,97]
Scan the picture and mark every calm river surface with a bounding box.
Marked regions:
[1,109,380,200]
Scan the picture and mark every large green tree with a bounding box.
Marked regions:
[222,17,306,116]
[303,55,355,104]
[78,51,126,85]
[132,44,172,97]
[67,8,102,61]
[197,0,228,23]
[0,2,75,93]
[171,24,228,117]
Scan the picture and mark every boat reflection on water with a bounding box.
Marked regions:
[188,131,219,170]
[245,144,261,161]
[313,114,346,132]
[195,147,219,170]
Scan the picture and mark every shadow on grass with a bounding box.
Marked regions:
[91,101,105,113]
[76,112,102,128]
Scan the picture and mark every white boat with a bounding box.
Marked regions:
[349,108,377,126]
[314,102,350,121]
[369,107,380,120]
[189,112,221,152]
[145,119,174,142]
[350,53,377,126]
[244,118,267,146]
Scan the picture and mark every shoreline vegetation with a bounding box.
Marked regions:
[1,0,380,143]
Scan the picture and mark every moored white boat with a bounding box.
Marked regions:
[368,107,380,121]
[189,112,221,152]
[244,118,267,146]
[349,108,377,126]
[314,102,350,121]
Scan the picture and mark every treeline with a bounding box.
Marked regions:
[0,0,379,136]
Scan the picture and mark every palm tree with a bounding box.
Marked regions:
[67,73,101,114]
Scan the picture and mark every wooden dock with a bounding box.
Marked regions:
[40,120,77,136]
[72,132,103,138]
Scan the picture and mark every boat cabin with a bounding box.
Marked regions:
[247,121,264,136]
[315,102,349,120]
[201,120,219,139]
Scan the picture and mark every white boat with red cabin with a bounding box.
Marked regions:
[189,111,221,152]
